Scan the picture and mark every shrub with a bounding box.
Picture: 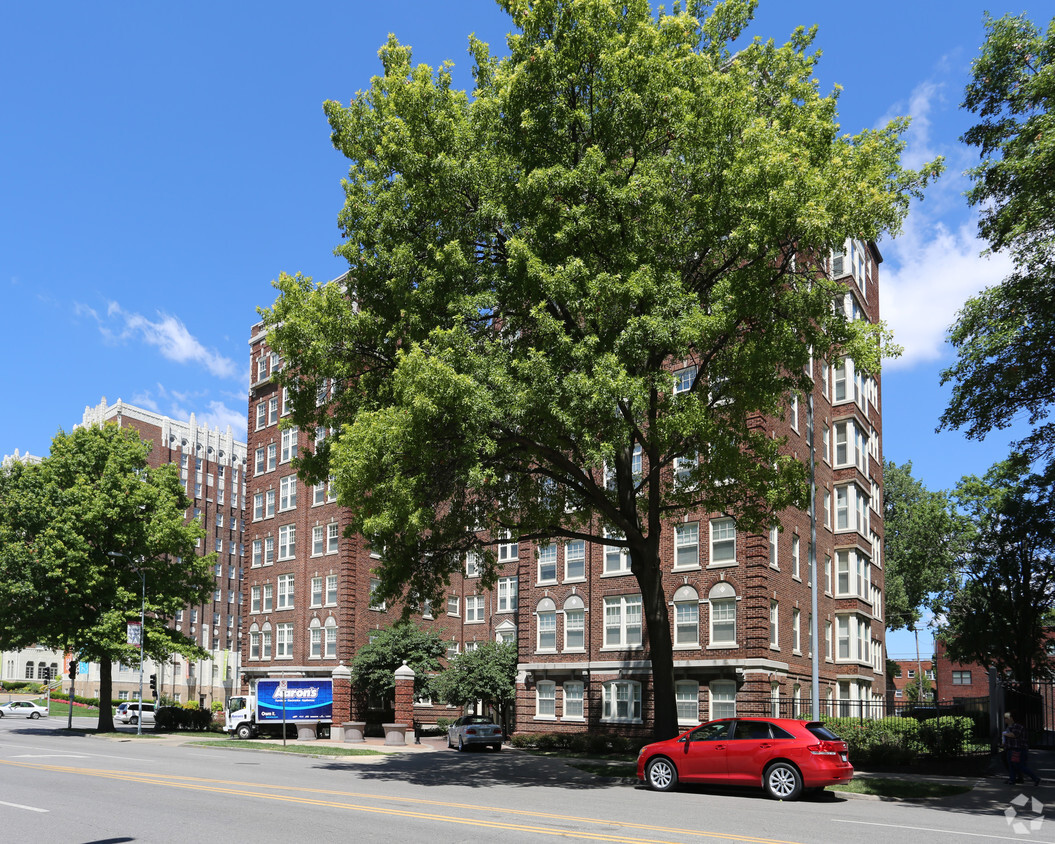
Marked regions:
[154,706,214,732]
[822,715,977,767]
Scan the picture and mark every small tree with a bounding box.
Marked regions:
[432,642,518,733]
[0,424,212,731]
[904,673,933,703]
[350,622,446,706]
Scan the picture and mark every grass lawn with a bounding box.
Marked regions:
[191,739,384,757]
[830,777,973,799]
[44,700,101,719]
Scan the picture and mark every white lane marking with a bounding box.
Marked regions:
[12,754,89,759]
[0,800,48,813]
[833,818,1055,843]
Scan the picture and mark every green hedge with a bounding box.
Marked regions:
[822,715,978,766]
[511,732,651,756]
[154,706,215,732]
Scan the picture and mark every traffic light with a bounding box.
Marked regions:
[149,673,158,697]
[40,667,50,682]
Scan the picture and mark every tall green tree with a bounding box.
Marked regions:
[0,424,212,730]
[938,455,1055,685]
[349,622,446,704]
[263,0,937,739]
[882,460,963,630]
[940,14,1055,474]
[432,641,518,731]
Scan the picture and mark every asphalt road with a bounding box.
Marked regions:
[0,717,1049,844]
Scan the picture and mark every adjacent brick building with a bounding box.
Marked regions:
[241,239,887,735]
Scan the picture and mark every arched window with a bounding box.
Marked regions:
[249,623,261,660]
[708,582,737,646]
[536,598,557,652]
[672,585,699,646]
[25,661,34,679]
[308,618,323,658]
[260,622,273,659]
[324,617,338,658]
[563,595,585,651]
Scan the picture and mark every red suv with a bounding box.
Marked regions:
[637,718,853,800]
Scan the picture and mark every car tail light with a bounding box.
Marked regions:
[466,728,476,735]
[806,741,841,756]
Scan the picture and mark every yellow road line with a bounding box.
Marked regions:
[0,759,804,844]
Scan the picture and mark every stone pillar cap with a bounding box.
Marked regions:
[394,660,415,679]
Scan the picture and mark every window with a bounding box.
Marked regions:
[369,578,385,611]
[952,670,972,685]
[673,453,697,489]
[603,531,629,574]
[465,595,485,623]
[835,483,870,534]
[313,482,326,506]
[603,595,642,648]
[326,574,338,605]
[261,624,272,658]
[792,608,801,653]
[446,594,459,616]
[266,443,277,472]
[673,365,696,395]
[498,534,519,564]
[310,620,323,658]
[537,543,557,583]
[327,522,340,553]
[264,536,274,566]
[276,622,293,658]
[249,628,260,659]
[268,397,279,425]
[251,539,262,567]
[564,595,585,650]
[563,681,584,720]
[602,680,642,722]
[253,493,264,521]
[312,525,325,556]
[676,680,699,725]
[265,489,275,518]
[255,402,267,430]
[708,583,736,645]
[250,586,261,614]
[260,583,272,612]
[673,585,699,646]
[536,681,556,719]
[769,525,779,568]
[279,475,297,511]
[769,600,779,648]
[254,447,265,475]
[497,576,518,612]
[792,534,800,580]
[565,540,585,580]
[536,598,557,651]
[789,392,799,432]
[709,679,736,719]
[709,518,736,565]
[465,551,481,578]
[277,525,296,560]
[276,574,294,610]
[674,522,699,569]
[825,620,833,660]
[311,576,323,607]
[833,419,868,472]
[280,426,298,462]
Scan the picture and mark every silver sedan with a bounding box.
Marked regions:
[447,714,502,751]
[0,701,48,719]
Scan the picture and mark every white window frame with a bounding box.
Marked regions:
[535,681,556,719]
[563,681,585,720]
[602,680,642,723]
[709,517,736,566]
[603,595,642,648]
[674,522,699,570]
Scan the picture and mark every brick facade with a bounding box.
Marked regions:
[241,240,887,736]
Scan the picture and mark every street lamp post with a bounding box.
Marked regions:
[109,551,146,737]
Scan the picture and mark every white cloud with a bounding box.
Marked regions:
[198,400,249,440]
[103,303,239,379]
[882,213,1014,370]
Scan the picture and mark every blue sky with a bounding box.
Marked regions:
[1,1,1037,660]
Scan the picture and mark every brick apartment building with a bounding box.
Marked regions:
[241,238,887,735]
[64,399,249,707]
[890,659,936,701]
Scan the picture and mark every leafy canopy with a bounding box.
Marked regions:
[263,0,937,739]
[941,14,1055,474]
[432,641,518,711]
[350,622,447,702]
[938,455,1055,685]
[882,460,963,631]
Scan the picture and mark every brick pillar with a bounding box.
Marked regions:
[394,661,415,727]
[331,662,352,724]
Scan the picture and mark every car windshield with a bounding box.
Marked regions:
[463,716,493,725]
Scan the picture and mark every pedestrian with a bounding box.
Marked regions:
[1002,712,1042,787]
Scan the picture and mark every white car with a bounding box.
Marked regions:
[0,701,48,719]
[114,702,155,725]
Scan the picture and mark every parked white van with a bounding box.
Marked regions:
[114,702,155,725]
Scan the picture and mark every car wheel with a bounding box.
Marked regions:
[458,736,465,752]
[645,757,678,792]
[764,762,803,801]
[30,712,41,720]
[236,724,254,740]
[129,716,138,725]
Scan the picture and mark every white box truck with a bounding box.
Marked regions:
[225,678,333,739]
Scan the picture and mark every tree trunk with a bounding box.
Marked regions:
[635,553,678,741]
[97,656,114,731]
